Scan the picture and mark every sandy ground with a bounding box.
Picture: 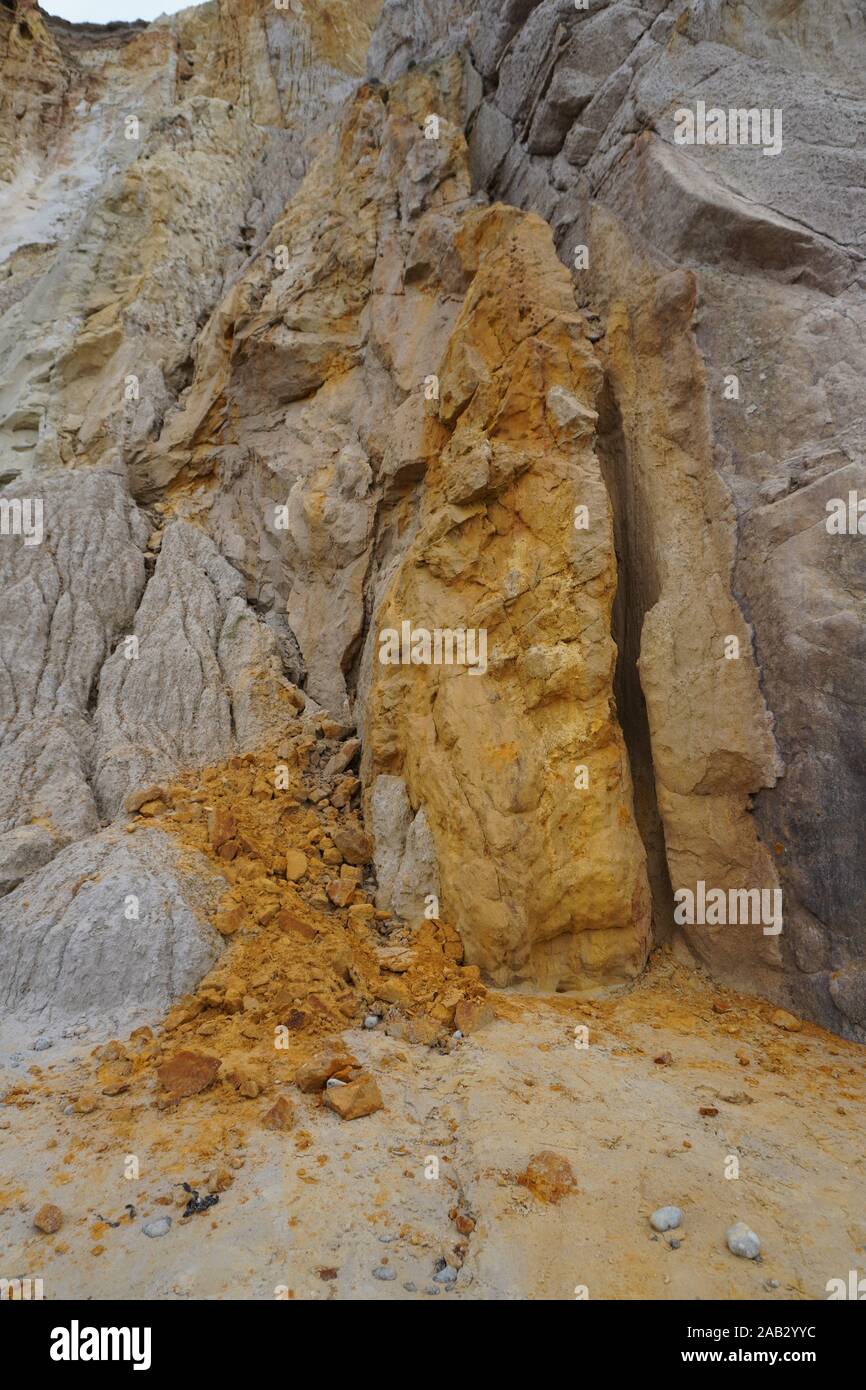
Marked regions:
[2,951,864,1301]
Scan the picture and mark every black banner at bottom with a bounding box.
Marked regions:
[2,1295,859,1375]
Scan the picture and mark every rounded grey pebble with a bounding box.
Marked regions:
[425,1286,440,1296]
[142,1217,172,1239]
[726,1221,761,1259]
[403,1281,417,1292]
[650,1205,682,1233]
[32,1039,54,1052]
[372,1266,396,1281]
[433,1265,458,1285]
[452,1030,463,1040]
[669,1239,682,1250]
[325,1077,346,1089]
[363,1015,380,1029]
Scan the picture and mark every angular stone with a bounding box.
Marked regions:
[156,1050,221,1100]
[331,825,372,866]
[294,1042,358,1093]
[261,1095,295,1131]
[322,1073,384,1120]
[34,1203,63,1234]
[284,849,308,882]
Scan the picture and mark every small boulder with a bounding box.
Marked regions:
[770,1008,802,1032]
[34,1203,63,1234]
[261,1095,295,1131]
[331,826,373,866]
[294,1042,358,1093]
[517,1151,576,1204]
[726,1221,761,1259]
[284,849,308,882]
[208,808,237,852]
[156,1050,221,1100]
[650,1205,682,1233]
[323,1074,384,1120]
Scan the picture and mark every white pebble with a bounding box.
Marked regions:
[650,1205,682,1233]
[726,1221,761,1259]
[142,1217,172,1239]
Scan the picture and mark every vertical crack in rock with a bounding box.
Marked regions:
[595,374,675,944]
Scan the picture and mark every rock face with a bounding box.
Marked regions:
[362,201,651,989]
[1,1,865,1039]
[365,0,866,1035]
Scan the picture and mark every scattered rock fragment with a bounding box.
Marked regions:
[34,1203,63,1234]
[771,1009,802,1032]
[285,849,308,882]
[208,808,237,852]
[517,1151,576,1204]
[650,1206,682,1233]
[323,1074,384,1120]
[294,1042,358,1093]
[261,1095,295,1131]
[124,786,169,815]
[372,1265,396,1281]
[142,1217,172,1239]
[326,879,355,907]
[331,826,372,865]
[156,1050,221,1100]
[726,1221,761,1259]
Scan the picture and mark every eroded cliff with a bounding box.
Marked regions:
[1,0,865,1306]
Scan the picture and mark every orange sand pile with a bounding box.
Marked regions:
[68,735,486,1127]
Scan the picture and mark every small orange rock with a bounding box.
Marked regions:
[326,879,354,907]
[454,998,494,1035]
[206,1167,234,1193]
[156,1050,221,1100]
[771,1008,802,1032]
[261,1095,295,1131]
[285,849,308,882]
[214,906,246,937]
[208,807,237,851]
[34,1203,63,1234]
[322,1074,383,1120]
[331,826,372,866]
[295,1042,358,1093]
[517,1151,576,1204]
